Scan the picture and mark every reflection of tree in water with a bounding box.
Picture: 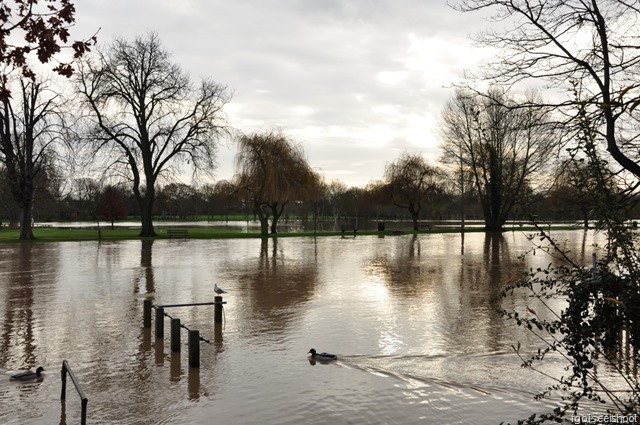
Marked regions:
[364,233,529,352]
[135,240,157,386]
[0,244,58,368]
[133,239,156,295]
[465,233,517,348]
[230,237,319,335]
[364,235,445,298]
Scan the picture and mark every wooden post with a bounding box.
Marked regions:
[155,307,164,338]
[189,330,200,368]
[143,299,152,328]
[171,318,181,352]
[214,296,223,323]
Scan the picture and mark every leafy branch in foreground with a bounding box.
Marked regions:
[499,101,640,424]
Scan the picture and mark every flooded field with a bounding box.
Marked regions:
[0,231,607,424]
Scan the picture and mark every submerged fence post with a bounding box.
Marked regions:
[155,307,164,338]
[61,363,67,400]
[171,318,181,352]
[189,330,200,368]
[215,296,223,323]
[143,299,152,328]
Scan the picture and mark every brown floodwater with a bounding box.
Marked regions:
[0,231,607,424]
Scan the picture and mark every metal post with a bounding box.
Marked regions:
[143,299,152,328]
[61,362,67,400]
[171,318,181,352]
[155,307,164,338]
[81,398,87,425]
[60,360,88,425]
[214,296,223,323]
[189,330,200,368]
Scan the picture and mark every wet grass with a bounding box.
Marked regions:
[0,223,576,243]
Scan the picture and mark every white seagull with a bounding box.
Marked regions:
[214,283,227,295]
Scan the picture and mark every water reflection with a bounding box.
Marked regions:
[0,232,613,425]
[0,244,58,369]
[133,239,155,296]
[228,237,319,338]
[187,368,200,401]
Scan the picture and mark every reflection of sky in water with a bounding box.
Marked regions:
[0,230,615,424]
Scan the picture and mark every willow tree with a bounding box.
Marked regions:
[77,32,232,236]
[440,87,555,231]
[384,152,442,231]
[235,131,320,235]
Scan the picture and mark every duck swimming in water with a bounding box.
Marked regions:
[308,348,337,361]
[10,367,44,381]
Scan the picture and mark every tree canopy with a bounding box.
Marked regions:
[235,130,320,235]
[77,32,232,236]
[440,87,555,231]
[384,152,442,231]
[455,0,640,178]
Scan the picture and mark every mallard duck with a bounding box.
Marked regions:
[308,348,337,361]
[214,283,226,295]
[10,366,44,381]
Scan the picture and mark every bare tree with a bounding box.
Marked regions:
[212,179,238,221]
[76,32,232,236]
[157,182,196,219]
[440,87,554,231]
[97,185,128,229]
[200,181,234,220]
[384,152,442,230]
[71,177,100,219]
[324,179,348,230]
[455,0,640,178]
[0,79,67,239]
[235,130,320,236]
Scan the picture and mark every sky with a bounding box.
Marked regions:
[73,0,495,188]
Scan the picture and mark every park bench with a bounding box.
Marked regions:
[167,228,189,239]
[340,225,358,235]
[417,223,433,231]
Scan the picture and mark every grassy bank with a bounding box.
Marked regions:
[0,226,504,243]
[0,223,575,243]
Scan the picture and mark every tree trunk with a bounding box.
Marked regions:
[139,195,157,237]
[409,203,420,231]
[254,199,269,236]
[485,216,506,232]
[269,201,287,234]
[19,204,34,240]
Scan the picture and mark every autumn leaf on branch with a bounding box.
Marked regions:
[0,0,97,99]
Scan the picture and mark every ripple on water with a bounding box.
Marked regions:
[0,234,612,424]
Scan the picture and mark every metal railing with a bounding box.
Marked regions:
[61,360,88,425]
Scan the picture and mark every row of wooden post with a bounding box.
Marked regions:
[143,297,225,368]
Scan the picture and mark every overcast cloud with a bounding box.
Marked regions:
[75,1,493,187]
